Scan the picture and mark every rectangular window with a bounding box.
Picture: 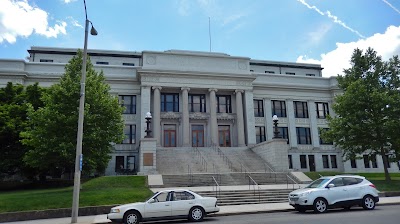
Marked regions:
[123,125,136,144]
[322,155,329,168]
[363,155,370,168]
[272,100,287,117]
[371,155,378,168]
[189,94,206,112]
[296,127,312,144]
[278,127,289,144]
[254,99,264,117]
[330,155,337,168]
[319,128,332,145]
[40,59,53,62]
[350,159,357,168]
[316,102,329,119]
[217,95,232,113]
[294,101,309,118]
[306,73,315,76]
[255,126,266,144]
[265,71,275,74]
[96,61,109,65]
[119,95,136,114]
[286,72,295,75]
[300,155,307,169]
[161,93,179,112]
[115,156,124,172]
[122,63,135,66]
[288,155,293,169]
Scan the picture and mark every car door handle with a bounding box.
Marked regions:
[189,202,194,204]
[165,205,170,206]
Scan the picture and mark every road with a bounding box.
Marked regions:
[143,205,400,224]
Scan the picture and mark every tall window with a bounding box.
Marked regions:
[255,126,266,144]
[164,124,177,147]
[300,155,307,169]
[217,95,232,113]
[123,125,136,144]
[272,100,287,117]
[115,156,124,172]
[278,127,289,144]
[363,155,370,168]
[254,99,264,117]
[316,102,329,119]
[288,155,293,169]
[161,93,179,112]
[330,155,338,168]
[319,128,333,145]
[371,155,378,168]
[119,95,136,114]
[350,159,357,168]
[322,155,329,168]
[294,101,309,118]
[189,94,206,112]
[296,127,311,144]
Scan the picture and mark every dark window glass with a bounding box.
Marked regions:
[122,63,135,66]
[115,156,124,172]
[294,101,309,118]
[123,125,136,144]
[40,59,53,62]
[189,94,206,112]
[254,99,264,117]
[296,127,312,144]
[278,127,289,144]
[322,155,329,168]
[272,100,287,117]
[350,159,357,168]
[286,72,295,75]
[255,126,266,144]
[316,102,329,119]
[161,93,179,112]
[306,73,315,76]
[300,155,307,169]
[330,155,337,168]
[265,71,275,74]
[119,95,136,114]
[363,155,370,168]
[371,155,378,168]
[343,177,360,186]
[96,61,109,65]
[217,95,232,113]
[330,178,344,187]
[288,155,293,169]
[319,128,332,145]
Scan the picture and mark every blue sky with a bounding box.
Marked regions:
[0,0,399,77]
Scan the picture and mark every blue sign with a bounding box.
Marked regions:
[79,154,83,171]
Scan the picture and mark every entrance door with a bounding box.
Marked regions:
[218,125,231,147]
[308,155,316,171]
[164,124,176,147]
[192,125,204,147]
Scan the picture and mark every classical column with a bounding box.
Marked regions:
[208,88,218,146]
[140,86,151,140]
[308,100,320,149]
[244,90,256,145]
[286,99,298,149]
[152,86,162,146]
[235,90,245,146]
[264,98,273,140]
[181,87,190,147]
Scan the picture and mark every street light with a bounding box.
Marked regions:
[145,112,152,138]
[71,0,97,223]
[272,115,281,139]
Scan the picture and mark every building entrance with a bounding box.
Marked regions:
[164,124,176,147]
[192,125,204,147]
[218,125,231,147]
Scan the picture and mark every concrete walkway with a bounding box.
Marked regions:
[2,187,400,224]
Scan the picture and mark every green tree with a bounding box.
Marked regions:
[0,82,44,177]
[323,48,400,181]
[21,51,125,177]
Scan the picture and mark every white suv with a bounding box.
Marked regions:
[288,175,379,213]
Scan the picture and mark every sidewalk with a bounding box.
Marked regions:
[3,196,400,224]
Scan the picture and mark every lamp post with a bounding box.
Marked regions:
[71,0,97,223]
[272,115,281,139]
[145,112,152,138]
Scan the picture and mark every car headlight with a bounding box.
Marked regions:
[110,208,120,213]
[299,191,312,197]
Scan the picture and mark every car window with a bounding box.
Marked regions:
[154,192,169,202]
[173,191,195,201]
[330,178,344,187]
[343,177,363,185]
[306,178,330,188]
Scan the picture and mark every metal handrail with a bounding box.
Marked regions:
[212,176,221,198]
[187,164,193,186]
[193,147,208,172]
[213,145,234,171]
[286,173,302,189]
[248,175,261,202]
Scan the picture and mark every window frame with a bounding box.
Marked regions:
[272,100,287,117]
[216,95,232,113]
[189,94,206,113]
[278,127,289,144]
[254,99,264,117]
[300,155,307,169]
[316,102,329,119]
[161,93,179,112]
[255,126,266,144]
[322,155,330,168]
[294,101,309,118]
[119,95,137,114]
[123,124,136,144]
[296,127,312,144]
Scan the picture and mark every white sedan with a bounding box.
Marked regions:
[107,189,220,224]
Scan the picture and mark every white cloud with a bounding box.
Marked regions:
[63,0,77,3]
[382,0,400,15]
[67,16,83,28]
[297,25,400,77]
[0,0,67,44]
[297,0,365,39]
[307,23,332,45]
[177,0,191,16]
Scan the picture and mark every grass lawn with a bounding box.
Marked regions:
[0,176,153,213]
[304,172,400,192]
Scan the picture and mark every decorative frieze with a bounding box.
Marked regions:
[279,117,288,124]
[189,112,210,120]
[297,145,313,151]
[317,119,328,125]
[123,114,137,121]
[114,144,137,151]
[295,118,310,125]
[161,112,182,119]
[254,117,265,124]
[217,113,235,121]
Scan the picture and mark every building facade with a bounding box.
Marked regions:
[1,47,399,175]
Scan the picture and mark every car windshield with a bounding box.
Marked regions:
[305,178,330,188]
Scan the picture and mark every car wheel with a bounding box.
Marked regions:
[313,198,328,213]
[123,210,140,224]
[189,206,205,222]
[362,195,376,210]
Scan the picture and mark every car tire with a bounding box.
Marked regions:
[189,206,205,222]
[123,210,141,224]
[362,195,376,210]
[313,198,328,213]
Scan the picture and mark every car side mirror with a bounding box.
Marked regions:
[148,198,156,203]
[327,183,335,188]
